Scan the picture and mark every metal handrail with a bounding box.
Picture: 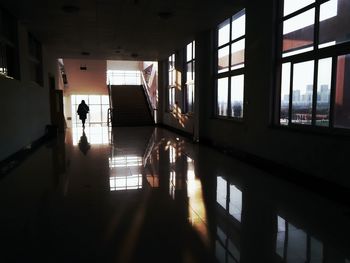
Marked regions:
[107,108,113,127]
[140,72,157,122]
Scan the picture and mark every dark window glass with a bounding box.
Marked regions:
[216,9,245,119]
[278,0,350,131]
[291,60,314,125]
[319,0,350,48]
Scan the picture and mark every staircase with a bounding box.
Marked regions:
[110,85,154,126]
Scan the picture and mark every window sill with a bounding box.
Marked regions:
[213,116,244,123]
[270,123,350,138]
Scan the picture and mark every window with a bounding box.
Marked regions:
[28,33,43,85]
[0,8,19,79]
[216,9,246,119]
[71,95,110,126]
[107,70,141,85]
[185,41,195,113]
[168,53,176,111]
[278,0,350,130]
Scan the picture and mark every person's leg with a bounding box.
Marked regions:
[82,118,85,128]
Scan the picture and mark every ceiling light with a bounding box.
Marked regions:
[81,51,90,56]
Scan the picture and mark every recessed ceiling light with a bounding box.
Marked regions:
[62,5,80,14]
[81,51,90,56]
[131,53,138,58]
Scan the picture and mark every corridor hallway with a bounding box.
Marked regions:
[1,126,350,263]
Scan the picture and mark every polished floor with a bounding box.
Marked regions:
[1,126,350,263]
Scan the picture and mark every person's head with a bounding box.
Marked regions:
[81,100,85,104]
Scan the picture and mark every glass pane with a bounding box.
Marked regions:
[291,60,314,125]
[169,88,175,109]
[71,103,78,125]
[280,63,291,125]
[231,9,245,40]
[101,95,109,105]
[187,62,194,82]
[193,41,195,58]
[217,78,228,116]
[187,84,194,113]
[218,19,230,46]
[230,75,244,118]
[319,0,350,48]
[89,105,102,123]
[76,95,89,104]
[334,54,350,128]
[283,0,315,16]
[169,54,174,69]
[283,9,315,57]
[168,71,172,86]
[231,39,245,70]
[186,42,192,62]
[316,58,332,127]
[102,104,109,123]
[89,95,100,104]
[218,46,229,73]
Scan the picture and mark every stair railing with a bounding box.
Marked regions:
[107,81,113,126]
[140,72,157,123]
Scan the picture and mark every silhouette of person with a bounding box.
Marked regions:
[78,131,90,155]
[77,100,89,128]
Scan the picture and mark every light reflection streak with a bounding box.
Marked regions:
[186,157,210,246]
[109,155,143,191]
[72,125,110,145]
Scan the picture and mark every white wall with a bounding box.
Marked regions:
[0,23,57,161]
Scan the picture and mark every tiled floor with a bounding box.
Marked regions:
[1,126,350,263]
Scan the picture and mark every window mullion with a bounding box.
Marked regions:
[312,1,320,126]
[227,18,232,117]
[288,63,294,125]
[329,56,337,128]
[312,60,319,126]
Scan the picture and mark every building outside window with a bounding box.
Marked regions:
[185,41,195,113]
[216,9,246,119]
[278,0,350,129]
[0,8,19,79]
[168,53,176,111]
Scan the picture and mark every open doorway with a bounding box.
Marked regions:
[71,94,109,126]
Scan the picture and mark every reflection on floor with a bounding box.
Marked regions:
[0,126,350,263]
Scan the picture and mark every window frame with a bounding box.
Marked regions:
[167,53,176,112]
[214,9,246,121]
[184,40,195,114]
[0,7,20,79]
[28,33,43,85]
[276,0,350,133]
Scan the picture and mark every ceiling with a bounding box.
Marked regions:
[0,0,243,61]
